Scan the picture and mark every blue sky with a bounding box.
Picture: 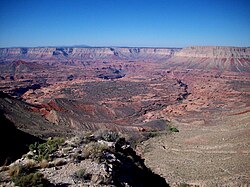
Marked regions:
[0,0,249,47]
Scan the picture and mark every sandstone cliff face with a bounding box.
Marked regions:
[168,46,250,72]
[1,46,249,60]
[174,46,250,58]
[0,48,55,58]
[1,46,249,72]
[0,47,180,60]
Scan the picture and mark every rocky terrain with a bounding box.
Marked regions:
[0,46,250,186]
[0,133,168,187]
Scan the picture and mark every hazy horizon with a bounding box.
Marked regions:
[1,44,250,49]
[0,0,250,48]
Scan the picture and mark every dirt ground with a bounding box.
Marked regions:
[137,107,250,186]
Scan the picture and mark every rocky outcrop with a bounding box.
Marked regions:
[0,134,169,186]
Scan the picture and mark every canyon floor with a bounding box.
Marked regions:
[0,46,250,186]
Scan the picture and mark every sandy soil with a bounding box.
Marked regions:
[137,109,250,186]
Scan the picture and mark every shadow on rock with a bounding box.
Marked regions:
[0,111,43,165]
[104,138,169,187]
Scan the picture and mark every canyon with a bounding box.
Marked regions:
[0,46,250,186]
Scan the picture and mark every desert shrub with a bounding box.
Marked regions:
[82,142,108,160]
[72,168,92,183]
[166,125,179,132]
[24,160,36,169]
[8,165,21,177]
[39,159,49,168]
[29,137,65,161]
[12,172,50,187]
[9,164,50,187]
[95,130,120,142]
[101,131,120,142]
[8,164,27,177]
[169,127,179,132]
[83,131,95,141]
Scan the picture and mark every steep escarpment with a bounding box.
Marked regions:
[169,46,250,72]
[175,46,250,58]
[0,47,180,61]
[1,46,250,72]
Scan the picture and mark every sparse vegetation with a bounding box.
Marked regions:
[82,142,109,160]
[8,164,23,177]
[0,133,170,186]
[29,137,65,161]
[95,130,120,142]
[12,172,50,187]
[8,164,50,187]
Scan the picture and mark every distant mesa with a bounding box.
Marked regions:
[174,46,250,58]
[169,46,250,72]
[0,46,249,72]
[0,47,180,61]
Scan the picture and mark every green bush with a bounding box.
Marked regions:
[169,127,179,132]
[29,137,65,161]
